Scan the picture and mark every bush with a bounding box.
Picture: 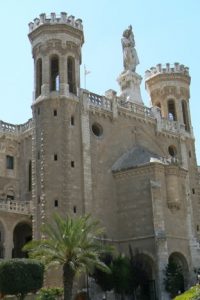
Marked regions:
[164,261,184,298]
[0,259,44,299]
[173,286,200,299]
[36,287,63,300]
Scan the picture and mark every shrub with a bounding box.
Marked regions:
[36,287,63,300]
[0,259,44,300]
[173,286,200,299]
[164,261,184,298]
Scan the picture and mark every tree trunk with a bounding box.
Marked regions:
[63,263,75,300]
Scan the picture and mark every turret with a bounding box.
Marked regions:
[145,63,191,133]
[28,12,84,99]
[29,13,84,239]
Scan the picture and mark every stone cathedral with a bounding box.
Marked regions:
[0,12,200,300]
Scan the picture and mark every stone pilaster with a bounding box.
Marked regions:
[80,90,93,214]
[150,179,170,300]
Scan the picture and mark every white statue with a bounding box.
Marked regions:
[122,25,139,72]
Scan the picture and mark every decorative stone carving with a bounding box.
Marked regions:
[117,25,143,104]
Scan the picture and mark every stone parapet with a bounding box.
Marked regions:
[0,119,33,135]
[145,62,189,80]
[28,12,83,33]
[0,199,32,215]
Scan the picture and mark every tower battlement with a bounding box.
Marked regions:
[145,62,189,80]
[28,12,83,33]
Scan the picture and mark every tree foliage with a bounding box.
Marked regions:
[92,253,114,292]
[0,259,44,300]
[24,214,112,300]
[164,261,184,298]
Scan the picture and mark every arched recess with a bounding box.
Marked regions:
[168,99,177,121]
[67,56,76,94]
[36,58,42,98]
[182,100,190,132]
[169,252,189,292]
[12,222,32,258]
[50,55,59,91]
[131,252,157,300]
[0,221,5,258]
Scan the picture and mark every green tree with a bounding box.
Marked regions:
[24,214,111,300]
[111,255,132,299]
[0,259,44,300]
[164,261,184,298]
[92,253,114,292]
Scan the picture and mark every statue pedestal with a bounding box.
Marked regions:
[117,70,143,105]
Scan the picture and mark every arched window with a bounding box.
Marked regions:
[50,55,59,91]
[67,57,76,95]
[168,99,177,121]
[28,160,32,192]
[182,100,190,132]
[36,58,42,98]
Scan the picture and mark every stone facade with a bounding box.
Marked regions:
[0,12,200,300]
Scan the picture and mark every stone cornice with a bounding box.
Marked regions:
[33,39,81,58]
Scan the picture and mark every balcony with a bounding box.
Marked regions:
[0,199,32,215]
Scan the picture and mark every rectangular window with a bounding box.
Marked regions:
[54,154,58,161]
[71,161,75,168]
[53,109,57,116]
[6,155,14,170]
[54,200,58,207]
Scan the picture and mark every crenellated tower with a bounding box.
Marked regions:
[145,63,192,133]
[28,13,84,239]
[146,63,200,284]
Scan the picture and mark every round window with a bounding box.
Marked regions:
[92,123,103,137]
[168,145,177,157]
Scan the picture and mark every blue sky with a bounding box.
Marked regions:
[0,1,199,163]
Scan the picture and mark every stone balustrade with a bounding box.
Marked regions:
[159,118,180,133]
[28,12,83,33]
[89,92,112,111]
[0,118,33,135]
[145,62,189,79]
[120,100,153,119]
[0,199,32,215]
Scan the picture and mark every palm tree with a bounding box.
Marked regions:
[23,214,111,300]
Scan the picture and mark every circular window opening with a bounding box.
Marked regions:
[168,145,177,157]
[92,123,103,137]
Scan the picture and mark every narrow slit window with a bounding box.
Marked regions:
[54,200,58,207]
[54,154,58,161]
[71,161,75,168]
[71,116,75,126]
[37,151,40,160]
[54,109,57,116]
[73,206,77,213]
[192,188,195,194]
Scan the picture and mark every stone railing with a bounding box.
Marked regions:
[89,93,112,111]
[0,119,33,135]
[29,12,83,33]
[145,62,189,80]
[119,100,154,119]
[158,118,180,133]
[0,199,32,215]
